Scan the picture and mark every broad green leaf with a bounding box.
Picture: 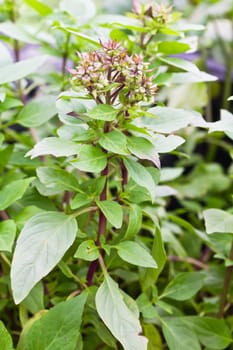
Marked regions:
[25,0,52,15]
[208,109,233,134]
[25,292,87,350]
[160,167,183,182]
[0,220,16,253]
[74,240,100,261]
[0,42,12,66]
[141,229,166,290]
[161,272,205,300]
[0,178,34,211]
[96,274,148,350]
[37,167,80,193]
[138,107,202,133]
[185,317,232,349]
[143,324,163,350]
[172,22,205,31]
[167,82,208,110]
[0,321,14,350]
[88,104,118,121]
[162,318,201,350]
[127,136,160,168]
[203,209,233,234]
[72,145,107,173]
[11,212,78,304]
[170,71,217,84]
[89,313,117,349]
[0,56,47,84]
[158,41,190,54]
[56,94,88,116]
[158,57,200,73]
[123,158,156,201]
[0,21,38,44]
[70,193,92,210]
[21,282,44,314]
[0,97,23,112]
[116,241,157,268]
[153,134,185,153]
[96,200,123,229]
[16,96,57,127]
[15,206,45,231]
[26,137,80,159]
[60,0,96,21]
[9,150,40,167]
[124,204,142,239]
[99,131,128,155]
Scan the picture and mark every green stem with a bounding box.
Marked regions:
[71,206,97,218]
[86,164,108,286]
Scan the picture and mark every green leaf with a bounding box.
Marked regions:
[25,292,87,350]
[123,158,156,201]
[11,212,78,304]
[117,241,157,268]
[158,57,200,73]
[99,131,128,155]
[74,240,100,261]
[72,145,107,173]
[21,282,44,314]
[162,318,201,350]
[127,136,160,168]
[170,71,217,84]
[26,137,80,159]
[160,167,183,182]
[96,274,148,350]
[138,107,203,133]
[0,56,47,84]
[158,41,190,54]
[0,97,23,112]
[0,220,16,253]
[25,0,52,15]
[37,167,80,193]
[141,228,166,290]
[0,42,12,66]
[0,21,38,44]
[153,134,185,153]
[143,324,163,350]
[124,204,142,239]
[0,178,34,211]
[60,0,96,20]
[161,272,205,301]
[96,200,123,229]
[70,193,92,210]
[208,109,233,134]
[203,209,233,234]
[186,317,232,350]
[0,321,14,350]
[16,96,57,127]
[88,104,118,121]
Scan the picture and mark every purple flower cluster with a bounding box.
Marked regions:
[70,40,157,105]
